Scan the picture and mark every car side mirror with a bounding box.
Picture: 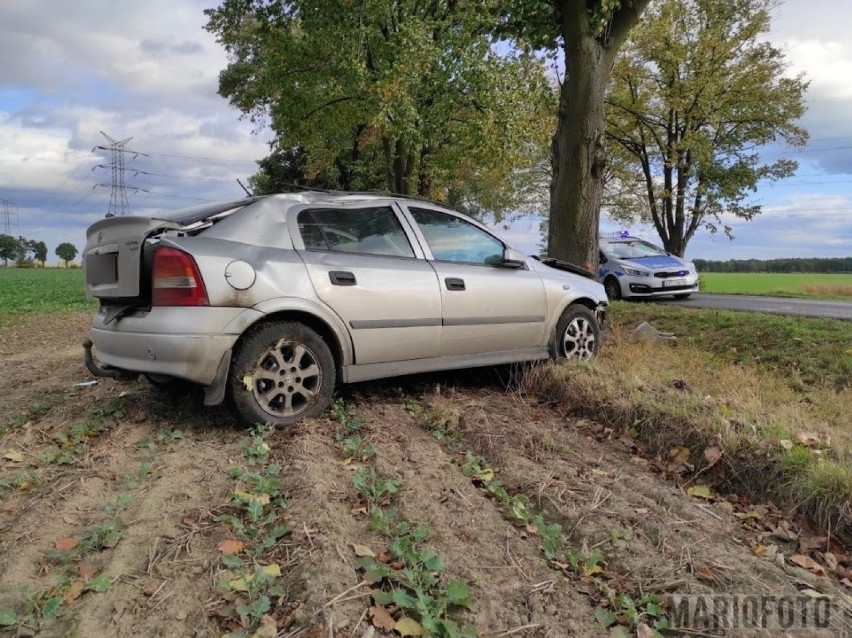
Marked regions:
[500,247,526,268]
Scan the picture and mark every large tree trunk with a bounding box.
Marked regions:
[548,37,611,272]
[548,0,650,271]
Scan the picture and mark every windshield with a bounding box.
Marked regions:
[603,239,667,259]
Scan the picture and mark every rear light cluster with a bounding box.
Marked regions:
[152,247,209,306]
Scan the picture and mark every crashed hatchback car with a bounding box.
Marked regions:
[83,192,607,427]
[598,234,699,300]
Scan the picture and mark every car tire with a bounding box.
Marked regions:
[549,304,600,361]
[603,276,622,301]
[228,321,335,428]
[674,293,692,300]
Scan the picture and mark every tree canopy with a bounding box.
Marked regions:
[205,0,554,219]
[604,0,808,256]
[55,242,78,267]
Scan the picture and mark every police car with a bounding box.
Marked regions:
[598,233,699,300]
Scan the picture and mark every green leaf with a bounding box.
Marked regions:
[595,606,617,628]
[0,608,16,626]
[86,574,110,593]
[391,588,418,609]
[41,597,62,621]
[686,484,712,499]
[372,589,394,605]
[422,550,445,572]
[444,580,470,607]
[222,554,243,569]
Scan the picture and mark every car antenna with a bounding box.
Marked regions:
[237,178,254,197]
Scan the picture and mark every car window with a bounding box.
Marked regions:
[409,207,503,265]
[603,239,666,259]
[297,207,415,258]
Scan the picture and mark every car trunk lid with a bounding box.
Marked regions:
[83,197,260,300]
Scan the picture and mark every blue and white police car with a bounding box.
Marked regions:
[598,233,699,300]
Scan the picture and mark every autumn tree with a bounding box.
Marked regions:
[604,0,808,256]
[55,242,78,268]
[205,0,554,219]
[501,0,650,269]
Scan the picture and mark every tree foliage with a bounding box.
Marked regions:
[0,234,20,267]
[30,240,48,266]
[205,0,554,219]
[694,257,852,273]
[55,242,78,267]
[604,0,808,256]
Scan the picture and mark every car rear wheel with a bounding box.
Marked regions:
[549,304,600,361]
[228,322,335,428]
[603,276,622,301]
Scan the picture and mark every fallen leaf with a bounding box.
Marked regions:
[696,566,717,582]
[825,552,838,572]
[703,446,722,465]
[790,554,826,576]
[228,577,248,592]
[636,623,654,638]
[669,446,690,465]
[63,579,86,604]
[369,605,394,631]
[753,544,767,555]
[796,432,820,448]
[55,537,78,551]
[260,564,281,577]
[142,580,161,596]
[352,543,375,558]
[800,589,831,600]
[232,490,270,505]
[3,450,24,463]
[77,560,98,581]
[686,484,713,499]
[394,616,425,636]
[218,539,244,555]
[840,578,851,589]
[779,439,793,451]
[242,374,253,391]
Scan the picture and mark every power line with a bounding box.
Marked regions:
[0,198,20,235]
[92,131,145,217]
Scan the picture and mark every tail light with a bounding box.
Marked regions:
[152,247,209,306]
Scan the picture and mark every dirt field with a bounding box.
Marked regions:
[1,311,850,637]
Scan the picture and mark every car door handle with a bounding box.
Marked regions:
[329,271,357,286]
[445,277,465,291]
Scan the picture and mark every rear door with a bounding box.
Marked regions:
[291,202,442,365]
[401,205,548,357]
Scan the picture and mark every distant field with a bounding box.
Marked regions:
[0,268,94,317]
[699,272,852,299]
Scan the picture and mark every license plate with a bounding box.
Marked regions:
[86,253,118,285]
[663,279,686,287]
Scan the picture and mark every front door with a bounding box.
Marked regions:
[402,206,548,357]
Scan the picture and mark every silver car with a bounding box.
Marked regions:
[82,192,607,427]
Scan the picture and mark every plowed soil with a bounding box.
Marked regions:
[0,311,849,637]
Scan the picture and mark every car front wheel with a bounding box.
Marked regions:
[603,276,622,301]
[549,304,600,361]
[228,321,335,428]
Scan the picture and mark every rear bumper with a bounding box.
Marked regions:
[87,306,262,385]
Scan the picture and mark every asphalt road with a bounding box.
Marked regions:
[651,293,852,321]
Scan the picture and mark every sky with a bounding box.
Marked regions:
[0,0,850,263]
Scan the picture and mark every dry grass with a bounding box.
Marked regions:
[521,323,852,542]
[802,284,852,297]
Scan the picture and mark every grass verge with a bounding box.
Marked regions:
[0,269,94,316]
[522,317,852,544]
[609,301,851,390]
